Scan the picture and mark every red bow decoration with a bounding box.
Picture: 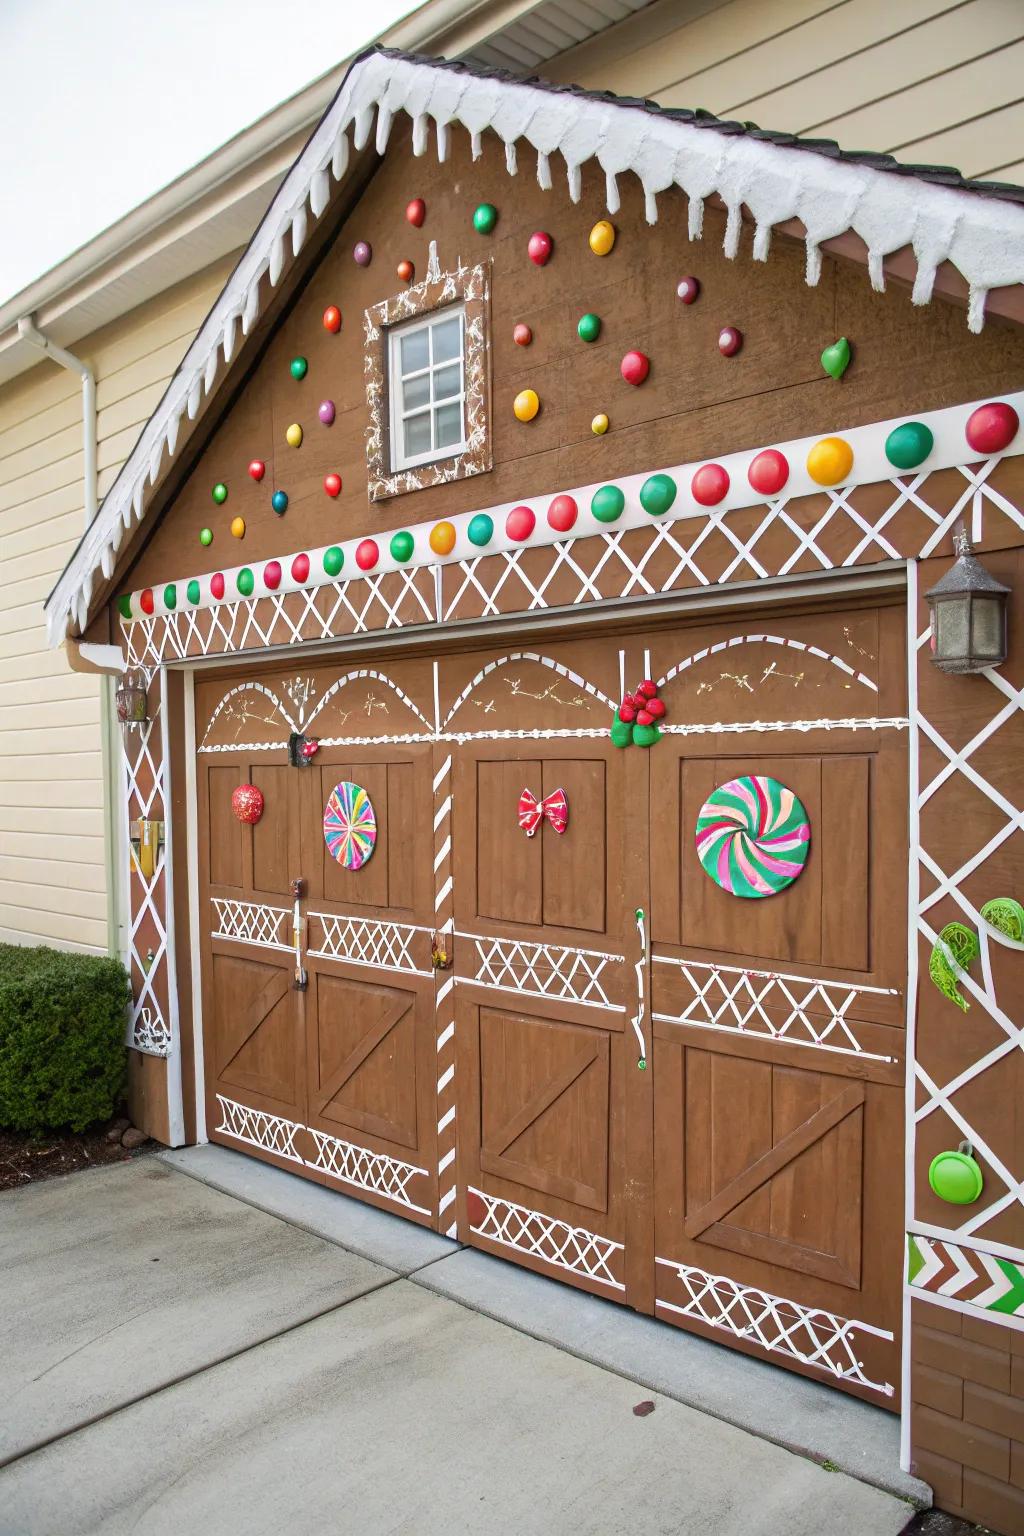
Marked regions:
[518,787,568,837]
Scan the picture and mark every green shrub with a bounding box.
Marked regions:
[0,944,130,1133]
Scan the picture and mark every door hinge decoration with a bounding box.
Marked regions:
[632,905,647,1070]
[290,877,307,990]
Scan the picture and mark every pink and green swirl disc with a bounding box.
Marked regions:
[323,780,377,870]
[695,774,810,899]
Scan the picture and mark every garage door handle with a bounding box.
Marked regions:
[290,878,307,991]
[632,906,647,1070]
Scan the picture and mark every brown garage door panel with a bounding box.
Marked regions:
[309,971,419,1150]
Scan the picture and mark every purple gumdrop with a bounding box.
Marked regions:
[353,241,372,267]
[318,399,336,426]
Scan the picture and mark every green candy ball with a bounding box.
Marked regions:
[390,530,415,563]
[322,546,344,577]
[610,716,634,748]
[236,567,254,597]
[211,482,228,505]
[290,356,308,380]
[639,473,677,517]
[885,421,934,471]
[186,579,201,606]
[632,722,661,748]
[467,513,494,547]
[163,584,177,611]
[591,484,625,523]
[473,203,497,234]
[117,594,133,619]
[199,527,213,547]
[577,312,602,343]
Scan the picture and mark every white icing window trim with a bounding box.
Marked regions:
[387,305,468,473]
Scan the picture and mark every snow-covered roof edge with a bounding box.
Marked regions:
[46,44,1024,645]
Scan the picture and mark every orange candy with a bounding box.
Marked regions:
[429,521,457,556]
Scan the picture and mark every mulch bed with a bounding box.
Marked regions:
[0,1117,155,1191]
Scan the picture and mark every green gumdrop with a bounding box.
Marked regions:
[639,473,677,517]
[885,421,934,471]
[322,546,344,577]
[577,313,602,343]
[211,482,228,505]
[820,337,851,380]
[610,716,634,748]
[632,722,661,748]
[199,527,214,547]
[390,530,415,563]
[467,513,493,547]
[591,484,625,523]
[186,579,201,605]
[290,356,308,380]
[473,203,497,234]
[980,897,1024,941]
[236,567,254,597]
[163,584,177,611]
[117,594,133,619]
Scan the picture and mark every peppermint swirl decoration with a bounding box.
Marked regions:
[323,781,377,870]
[695,775,810,898]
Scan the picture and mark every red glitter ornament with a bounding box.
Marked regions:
[506,505,536,542]
[547,494,578,532]
[397,259,414,283]
[747,448,789,496]
[140,587,154,615]
[264,560,282,590]
[406,198,426,227]
[356,538,379,571]
[231,784,264,825]
[692,463,730,506]
[210,573,225,600]
[645,697,666,720]
[322,305,342,333]
[718,326,742,357]
[291,553,310,583]
[620,350,650,386]
[513,322,532,347]
[248,459,266,481]
[528,231,553,266]
[965,401,1019,455]
[324,473,342,498]
[637,680,658,700]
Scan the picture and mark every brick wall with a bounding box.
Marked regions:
[912,1298,1024,1534]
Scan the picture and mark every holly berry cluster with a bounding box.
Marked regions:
[610,679,666,748]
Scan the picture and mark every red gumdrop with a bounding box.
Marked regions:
[965,401,1019,455]
[356,538,379,571]
[620,350,650,386]
[264,560,282,590]
[637,680,658,699]
[248,458,266,481]
[406,198,426,227]
[291,553,310,583]
[324,473,342,498]
[210,573,225,600]
[636,709,654,727]
[618,705,636,724]
[513,322,532,347]
[747,448,789,496]
[140,587,154,615]
[322,306,342,333]
[528,231,553,266]
[646,697,666,719]
[621,693,636,709]
[397,259,414,283]
[547,494,578,532]
[505,505,536,542]
[692,463,730,506]
[718,326,742,357]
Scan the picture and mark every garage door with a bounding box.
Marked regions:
[193,600,906,1401]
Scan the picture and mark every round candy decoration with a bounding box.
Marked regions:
[286,422,303,448]
[528,231,553,266]
[676,276,700,305]
[319,399,336,426]
[237,567,254,597]
[210,573,225,600]
[885,421,934,471]
[807,435,853,487]
[588,220,615,256]
[591,484,625,524]
[695,775,811,899]
[291,553,310,582]
[248,459,265,482]
[324,473,342,498]
[272,490,289,515]
[140,588,154,615]
[186,579,201,605]
[231,784,264,825]
[718,327,742,357]
[199,527,214,547]
[397,259,414,283]
[353,241,372,267]
[164,584,176,610]
[323,305,342,333]
[212,482,228,504]
[290,356,308,381]
[928,1149,984,1206]
[513,389,540,422]
[620,350,649,386]
[390,530,415,563]
[430,520,457,556]
[506,505,535,542]
[264,560,282,591]
[820,337,851,380]
[355,538,379,571]
[547,494,578,532]
[467,513,494,547]
[639,473,676,517]
[323,546,344,578]
[473,203,498,235]
[747,448,789,497]
[691,463,730,506]
[513,323,532,347]
[323,781,377,871]
[406,198,426,228]
[591,412,610,436]
[230,515,246,538]
[965,400,1019,455]
[577,313,602,343]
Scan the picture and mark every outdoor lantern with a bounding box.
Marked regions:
[925,526,1009,675]
[115,669,148,727]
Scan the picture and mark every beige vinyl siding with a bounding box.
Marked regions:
[0,253,238,953]
[544,0,1024,180]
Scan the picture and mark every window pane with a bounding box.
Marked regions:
[432,315,461,364]
[434,400,463,449]
[404,412,432,458]
[433,364,461,402]
[403,373,430,411]
[400,327,429,374]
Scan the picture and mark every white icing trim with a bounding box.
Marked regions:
[44,50,1024,645]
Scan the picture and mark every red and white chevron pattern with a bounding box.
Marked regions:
[433,751,457,1237]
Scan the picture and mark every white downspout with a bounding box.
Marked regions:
[17,316,97,526]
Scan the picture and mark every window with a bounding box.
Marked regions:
[388,306,467,472]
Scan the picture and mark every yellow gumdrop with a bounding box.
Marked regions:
[589,220,616,256]
[513,389,540,423]
[591,412,610,435]
[230,516,246,539]
[806,435,853,486]
[285,422,303,448]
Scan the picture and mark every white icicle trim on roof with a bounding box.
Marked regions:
[45,48,1024,646]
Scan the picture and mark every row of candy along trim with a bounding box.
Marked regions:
[118,395,1022,622]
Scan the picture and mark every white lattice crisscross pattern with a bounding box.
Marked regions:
[656,1258,893,1395]
[123,671,171,1056]
[216,1094,303,1163]
[306,912,431,974]
[307,1127,430,1213]
[469,1187,624,1290]
[211,898,290,950]
[653,957,898,1062]
[462,931,623,1011]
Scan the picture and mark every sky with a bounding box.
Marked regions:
[0,0,419,304]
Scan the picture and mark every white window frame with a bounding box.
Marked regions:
[387,305,468,474]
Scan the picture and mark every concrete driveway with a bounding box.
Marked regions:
[0,1152,921,1535]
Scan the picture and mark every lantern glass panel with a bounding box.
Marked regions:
[970,595,1005,660]
[935,599,970,661]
